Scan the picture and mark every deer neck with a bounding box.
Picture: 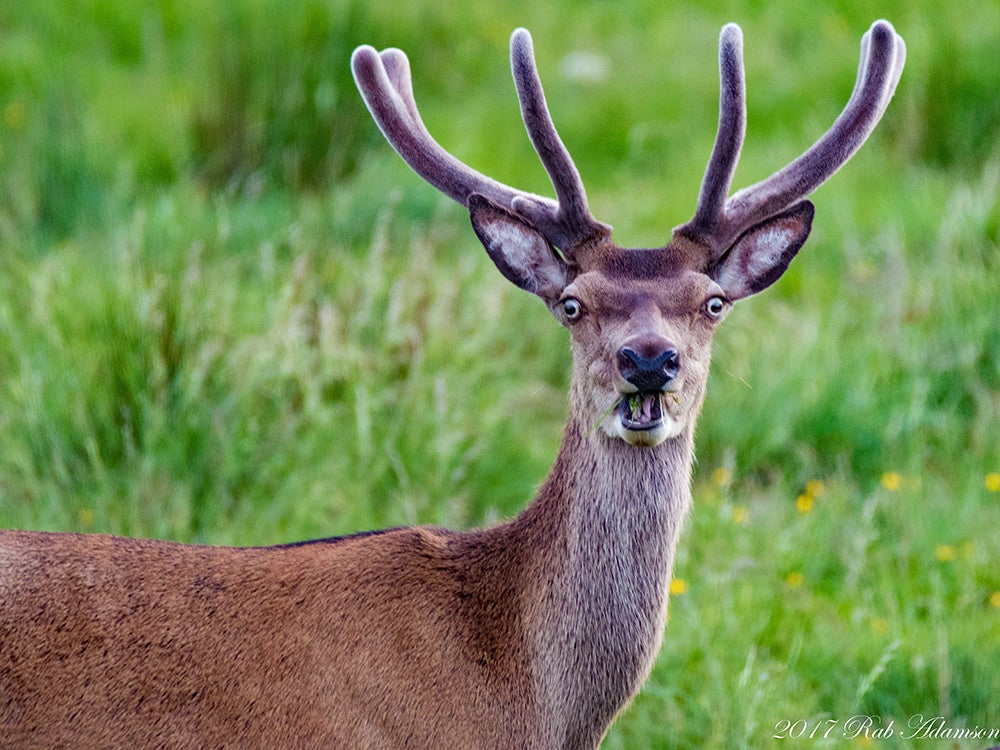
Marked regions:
[514,385,697,742]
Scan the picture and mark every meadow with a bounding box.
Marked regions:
[1,0,998,747]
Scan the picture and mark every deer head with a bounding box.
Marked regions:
[352,23,905,448]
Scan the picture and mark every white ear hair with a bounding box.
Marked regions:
[469,194,567,301]
[714,201,814,301]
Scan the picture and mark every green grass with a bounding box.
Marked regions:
[1,1,998,747]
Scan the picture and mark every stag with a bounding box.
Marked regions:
[0,21,904,749]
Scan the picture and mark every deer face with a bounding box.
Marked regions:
[471,196,814,447]
[556,261,722,447]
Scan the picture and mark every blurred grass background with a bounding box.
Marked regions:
[0,0,998,747]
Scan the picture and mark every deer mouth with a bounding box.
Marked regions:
[619,391,666,432]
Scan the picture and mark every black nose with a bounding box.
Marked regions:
[617,346,681,392]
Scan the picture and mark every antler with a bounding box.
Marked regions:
[351,29,609,253]
[684,23,747,245]
[678,20,906,257]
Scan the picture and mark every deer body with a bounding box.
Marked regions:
[0,21,904,749]
[2,528,542,748]
[1,414,691,748]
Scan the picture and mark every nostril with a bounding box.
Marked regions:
[662,348,681,373]
[618,347,641,377]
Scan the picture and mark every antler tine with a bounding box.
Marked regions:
[509,29,610,250]
[681,23,747,242]
[712,20,906,254]
[352,34,609,254]
[351,45,536,211]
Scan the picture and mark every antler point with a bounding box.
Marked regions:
[720,23,743,41]
[350,45,378,70]
[511,28,533,55]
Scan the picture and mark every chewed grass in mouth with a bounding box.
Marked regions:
[619,391,679,431]
[587,390,682,439]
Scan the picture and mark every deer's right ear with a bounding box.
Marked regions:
[469,194,568,302]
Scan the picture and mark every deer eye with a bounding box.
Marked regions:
[561,297,584,321]
[703,295,728,319]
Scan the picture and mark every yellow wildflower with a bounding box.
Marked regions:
[935,545,956,562]
[986,473,1000,493]
[731,505,749,525]
[669,578,688,596]
[786,572,804,588]
[990,592,1000,609]
[880,472,902,491]
[805,479,825,498]
[712,467,733,487]
[796,493,814,514]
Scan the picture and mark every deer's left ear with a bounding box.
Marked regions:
[469,193,568,303]
[713,201,814,301]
